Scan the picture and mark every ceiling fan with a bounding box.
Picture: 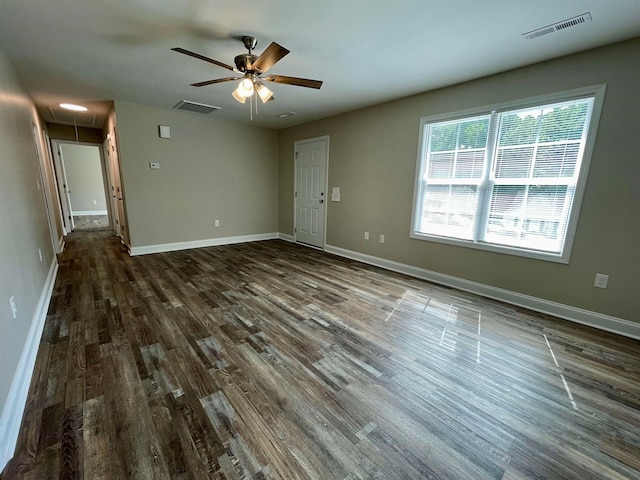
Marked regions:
[172,36,323,105]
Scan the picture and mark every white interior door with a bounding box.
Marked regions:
[51,140,75,232]
[295,137,328,248]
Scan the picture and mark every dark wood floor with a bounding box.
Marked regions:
[2,230,639,479]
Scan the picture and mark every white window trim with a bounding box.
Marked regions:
[410,84,607,264]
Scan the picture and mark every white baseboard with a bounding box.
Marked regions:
[0,257,58,471]
[130,232,281,256]
[72,210,108,216]
[278,233,295,243]
[58,236,65,253]
[324,244,639,341]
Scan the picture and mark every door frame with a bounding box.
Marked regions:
[51,140,111,233]
[103,137,120,233]
[293,135,330,249]
[30,122,62,253]
[106,128,130,246]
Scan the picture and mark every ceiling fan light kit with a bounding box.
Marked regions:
[172,36,322,118]
[256,82,274,103]
[236,76,255,98]
[231,88,246,104]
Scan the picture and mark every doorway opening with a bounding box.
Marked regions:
[51,141,111,232]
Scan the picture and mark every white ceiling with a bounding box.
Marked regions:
[1,0,639,129]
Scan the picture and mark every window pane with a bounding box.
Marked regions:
[417,184,478,240]
[429,123,457,152]
[498,113,537,146]
[455,150,485,179]
[539,102,589,142]
[494,146,534,178]
[525,185,568,220]
[458,118,488,149]
[427,152,454,179]
[533,143,579,178]
[494,99,591,181]
[483,184,572,253]
[485,185,524,241]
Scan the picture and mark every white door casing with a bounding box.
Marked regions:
[294,137,328,249]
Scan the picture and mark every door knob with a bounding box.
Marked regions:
[319,199,324,204]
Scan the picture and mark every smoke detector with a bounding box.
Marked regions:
[523,12,592,40]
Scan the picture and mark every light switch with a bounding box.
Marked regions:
[331,187,341,202]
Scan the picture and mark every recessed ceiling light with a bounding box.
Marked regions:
[277,111,296,118]
[59,103,88,112]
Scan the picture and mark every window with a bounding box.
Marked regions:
[411,86,605,263]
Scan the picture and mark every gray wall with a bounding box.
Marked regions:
[0,51,55,417]
[278,38,640,322]
[114,101,279,248]
[60,143,108,214]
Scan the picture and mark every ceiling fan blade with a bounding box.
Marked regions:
[190,77,240,87]
[264,75,323,89]
[172,47,236,72]
[252,42,290,73]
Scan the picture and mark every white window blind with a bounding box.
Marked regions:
[412,88,602,262]
[416,115,490,240]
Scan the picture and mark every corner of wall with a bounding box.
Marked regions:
[0,258,58,472]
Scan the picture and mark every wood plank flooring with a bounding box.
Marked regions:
[2,230,639,479]
[72,215,109,230]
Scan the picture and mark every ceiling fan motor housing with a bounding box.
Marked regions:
[234,54,258,73]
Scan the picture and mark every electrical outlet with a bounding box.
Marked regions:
[9,296,17,319]
[594,273,609,289]
[38,248,43,262]
[149,162,160,169]
[92,200,97,205]
[214,219,220,227]
[379,234,385,244]
[364,231,369,240]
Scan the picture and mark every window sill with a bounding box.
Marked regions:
[409,231,570,264]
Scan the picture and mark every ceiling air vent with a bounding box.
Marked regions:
[523,12,592,40]
[173,100,221,115]
[47,107,98,127]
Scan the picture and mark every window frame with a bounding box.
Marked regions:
[410,84,606,264]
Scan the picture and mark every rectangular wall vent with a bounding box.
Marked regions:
[523,12,592,40]
[173,100,221,115]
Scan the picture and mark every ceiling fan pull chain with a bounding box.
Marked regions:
[255,88,259,116]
